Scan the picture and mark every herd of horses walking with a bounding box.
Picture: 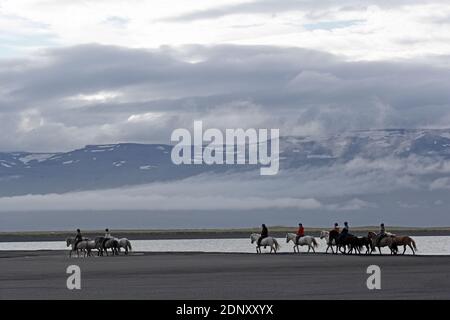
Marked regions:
[251,223,418,255]
[65,224,418,257]
[66,229,132,257]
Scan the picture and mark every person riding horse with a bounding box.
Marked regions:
[333,223,339,233]
[295,223,305,245]
[338,222,350,242]
[258,224,269,248]
[102,228,112,250]
[74,229,83,250]
[375,223,386,247]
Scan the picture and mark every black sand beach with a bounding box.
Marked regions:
[0,251,449,299]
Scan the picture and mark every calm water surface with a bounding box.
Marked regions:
[0,236,449,255]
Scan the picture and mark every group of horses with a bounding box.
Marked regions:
[66,236,132,257]
[251,230,417,255]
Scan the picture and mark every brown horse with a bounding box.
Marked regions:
[368,232,417,255]
[390,236,417,255]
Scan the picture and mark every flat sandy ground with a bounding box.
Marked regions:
[0,251,449,300]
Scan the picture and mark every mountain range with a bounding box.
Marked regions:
[1,129,450,197]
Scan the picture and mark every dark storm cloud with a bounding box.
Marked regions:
[0,43,450,151]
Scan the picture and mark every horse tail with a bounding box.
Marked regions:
[411,238,418,251]
[312,237,318,248]
[273,238,281,251]
[127,240,132,251]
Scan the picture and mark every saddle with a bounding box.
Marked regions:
[295,235,305,245]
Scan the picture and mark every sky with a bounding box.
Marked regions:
[1,0,450,151]
[1,1,450,228]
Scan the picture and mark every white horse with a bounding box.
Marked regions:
[116,238,132,255]
[77,240,97,257]
[285,233,318,253]
[66,237,96,257]
[320,231,338,253]
[250,233,280,253]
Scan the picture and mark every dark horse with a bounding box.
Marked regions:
[354,236,373,254]
[337,234,361,254]
[328,230,362,254]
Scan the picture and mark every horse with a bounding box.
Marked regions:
[250,233,280,253]
[336,234,363,254]
[116,238,132,255]
[76,239,97,257]
[354,236,373,254]
[285,233,318,253]
[320,230,339,254]
[367,231,397,255]
[389,236,417,255]
[94,236,106,256]
[66,237,92,257]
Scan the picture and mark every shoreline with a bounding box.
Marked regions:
[0,250,449,258]
[1,226,450,242]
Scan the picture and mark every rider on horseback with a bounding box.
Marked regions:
[295,223,305,245]
[102,228,112,250]
[258,224,269,248]
[375,223,386,246]
[338,222,349,242]
[333,223,339,233]
[74,229,83,250]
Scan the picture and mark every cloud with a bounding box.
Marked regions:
[326,198,377,211]
[1,44,450,152]
[0,192,323,211]
[429,177,450,190]
[0,152,446,212]
[2,0,450,61]
[161,0,422,22]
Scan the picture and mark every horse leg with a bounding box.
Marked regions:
[378,246,382,255]
[408,244,414,255]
